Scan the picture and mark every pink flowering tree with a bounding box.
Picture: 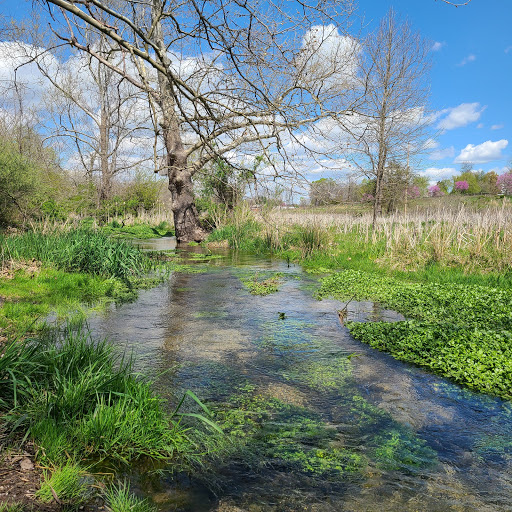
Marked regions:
[428,184,444,197]
[361,193,374,203]
[497,172,512,195]
[454,180,469,193]
[407,185,421,199]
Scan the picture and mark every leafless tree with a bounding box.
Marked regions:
[37,0,359,241]
[41,43,155,202]
[341,8,432,226]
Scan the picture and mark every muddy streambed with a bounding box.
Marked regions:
[88,244,512,511]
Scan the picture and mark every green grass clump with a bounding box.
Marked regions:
[104,482,157,512]
[1,228,150,279]
[319,269,512,399]
[36,462,90,505]
[240,273,283,295]
[0,327,192,466]
[101,221,174,240]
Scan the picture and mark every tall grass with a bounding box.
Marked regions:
[0,326,192,465]
[207,202,512,282]
[1,228,150,279]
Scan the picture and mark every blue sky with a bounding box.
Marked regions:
[0,0,510,184]
[356,0,512,181]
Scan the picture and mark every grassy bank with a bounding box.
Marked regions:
[0,326,209,510]
[0,228,168,334]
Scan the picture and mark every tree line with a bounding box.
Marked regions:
[0,1,482,238]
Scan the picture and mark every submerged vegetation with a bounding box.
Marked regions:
[240,272,283,295]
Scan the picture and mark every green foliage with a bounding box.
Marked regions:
[104,481,157,512]
[1,229,151,279]
[36,462,90,505]
[208,219,271,252]
[240,273,283,295]
[0,133,71,226]
[452,171,481,194]
[0,139,38,225]
[100,221,174,239]
[0,328,193,466]
[319,269,512,399]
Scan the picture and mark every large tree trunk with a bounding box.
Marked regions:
[152,0,206,243]
[167,160,206,242]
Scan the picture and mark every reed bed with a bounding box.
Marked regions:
[265,204,512,273]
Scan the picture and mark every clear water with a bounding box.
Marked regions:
[88,249,512,511]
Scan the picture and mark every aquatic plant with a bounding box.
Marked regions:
[103,481,157,512]
[240,273,283,295]
[319,269,512,399]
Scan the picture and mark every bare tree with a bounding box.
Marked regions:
[342,8,432,225]
[37,43,155,202]
[37,0,358,241]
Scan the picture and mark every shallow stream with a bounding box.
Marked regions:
[88,241,512,511]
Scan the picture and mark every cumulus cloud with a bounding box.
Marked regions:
[454,139,509,164]
[300,24,360,87]
[457,54,476,66]
[429,146,455,160]
[432,42,445,52]
[418,167,457,181]
[491,124,504,130]
[437,103,486,131]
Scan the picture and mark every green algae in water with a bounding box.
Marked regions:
[283,356,353,391]
[473,434,512,464]
[213,384,366,479]
[256,318,317,354]
[241,275,283,295]
[168,263,209,274]
[192,311,228,319]
[370,429,438,471]
[187,253,224,261]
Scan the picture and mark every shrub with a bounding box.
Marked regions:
[454,180,469,193]
[428,184,444,197]
[497,171,512,195]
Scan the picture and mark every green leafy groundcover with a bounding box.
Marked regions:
[318,270,512,400]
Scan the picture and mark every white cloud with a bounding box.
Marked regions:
[419,167,457,181]
[457,54,476,66]
[454,139,509,164]
[432,42,445,52]
[491,124,504,130]
[477,123,484,129]
[300,25,361,88]
[437,103,486,131]
[429,146,455,160]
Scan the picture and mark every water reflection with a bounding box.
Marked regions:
[87,250,512,511]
